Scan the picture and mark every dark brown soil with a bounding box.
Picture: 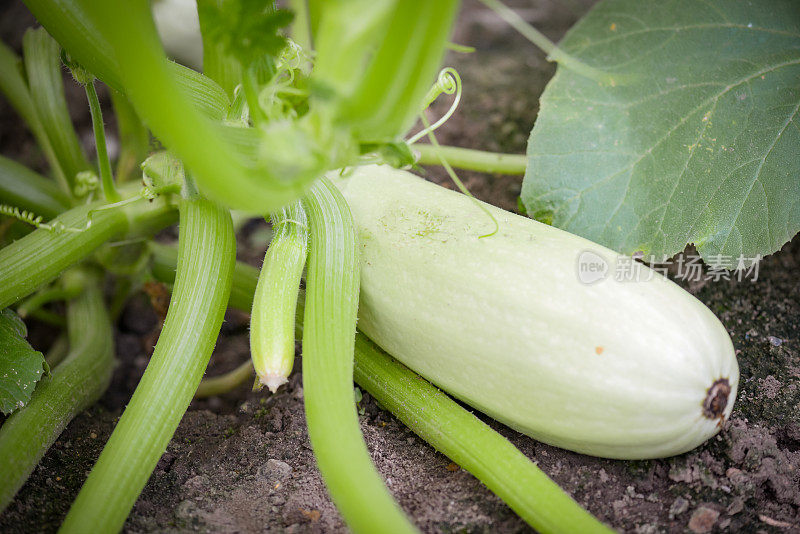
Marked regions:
[2,1,799,533]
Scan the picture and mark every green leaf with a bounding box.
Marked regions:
[522,0,800,267]
[0,309,48,415]
[197,0,292,68]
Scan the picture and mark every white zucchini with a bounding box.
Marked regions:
[332,165,738,460]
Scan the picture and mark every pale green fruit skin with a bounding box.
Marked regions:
[333,165,739,460]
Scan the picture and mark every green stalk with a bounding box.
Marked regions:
[84,81,120,202]
[45,333,70,368]
[16,285,81,319]
[479,0,619,85]
[0,268,114,513]
[21,0,124,91]
[195,360,255,398]
[0,41,70,193]
[109,90,150,182]
[341,0,461,141]
[23,28,91,191]
[0,195,176,309]
[60,197,235,533]
[0,155,72,218]
[352,339,613,534]
[302,177,416,533]
[149,247,612,532]
[413,144,527,175]
[251,201,307,392]
[196,0,243,98]
[149,241,257,312]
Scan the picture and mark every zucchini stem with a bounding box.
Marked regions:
[60,198,235,533]
[195,359,255,398]
[352,336,614,534]
[413,144,527,175]
[0,268,114,513]
[85,80,121,202]
[479,0,619,85]
[302,177,416,533]
[0,195,176,309]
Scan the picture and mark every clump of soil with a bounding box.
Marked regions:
[1,1,799,532]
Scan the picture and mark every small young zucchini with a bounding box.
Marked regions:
[250,201,308,392]
[332,165,739,460]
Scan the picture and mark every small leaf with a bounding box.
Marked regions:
[522,0,800,267]
[197,0,293,67]
[0,308,47,415]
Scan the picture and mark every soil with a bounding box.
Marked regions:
[1,1,799,533]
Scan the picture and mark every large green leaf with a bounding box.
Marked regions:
[0,309,48,415]
[522,0,800,267]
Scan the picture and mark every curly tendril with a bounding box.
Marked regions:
[407,68,462,145]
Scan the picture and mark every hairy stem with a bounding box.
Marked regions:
[0,154,72,218]
[195,359,255,398]
[353,338,614,534]
[109,90,150,182]
[85,81,120,202]
[479,0,618,85]
[413,144,527,175]
[302,177,416,533]
[0,195,176,309]
[0,268,114,513]
[60,198,234,533]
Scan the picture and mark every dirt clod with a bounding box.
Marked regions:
[1,1,799,533]
[688,506,719,533]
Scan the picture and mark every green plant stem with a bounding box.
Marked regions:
[22,28,91,192]
[196,0,243,98]
[0,268,114,513]
[316,1,461,141]
[0,195,177,309]
[352,339,613,534]
[0,154,72,218]
[302,177,416,533]
[149,241,257,312]
[85,80,120,202]
[109,90,150,182]
[479,0,617,85]
[0,40,71,193]
[150,248,612,532]
[16,286,80,318]
[60,197,235,533]
[289,0,312,50]
[251,201,307,392]
[26,308,66,327]
[195,359,255,398]
[242,66,265,126]
[21,0,123,91]
[45,334,70,368]
[413,144,527,175]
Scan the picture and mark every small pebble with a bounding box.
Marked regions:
[727,497,744,515]
[767,336,784,347]
[257,458,293,482]
[669,497,689,518]
[688,506,719,533]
